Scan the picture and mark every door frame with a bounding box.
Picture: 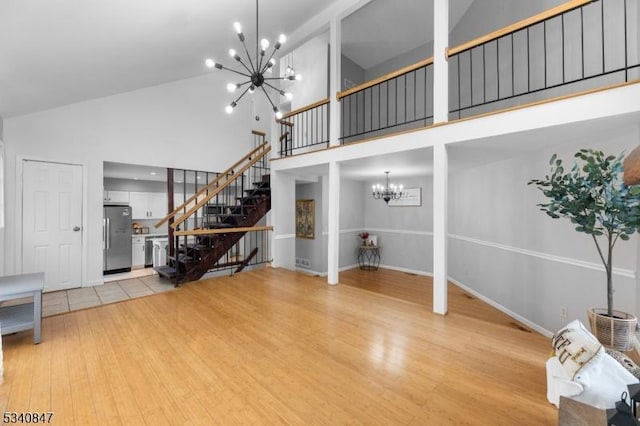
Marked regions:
[16,155,88,288]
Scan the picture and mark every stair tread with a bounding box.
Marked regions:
[154,265,180,279]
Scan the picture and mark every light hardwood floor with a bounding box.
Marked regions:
[0,267,557,425]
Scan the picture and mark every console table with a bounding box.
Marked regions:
[358,246,380,271]
[0,272,44,344]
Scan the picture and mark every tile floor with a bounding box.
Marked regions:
[40,274,175,317]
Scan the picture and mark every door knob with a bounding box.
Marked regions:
[73,226,81,232]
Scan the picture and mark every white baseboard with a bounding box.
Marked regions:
[339,264,358,272]
[378,264,432,277]
[85,279,104,287]
[294,264,359,277]
[295,267,326,276]
[448,276,554,338]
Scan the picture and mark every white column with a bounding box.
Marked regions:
[433,143,448,315]
[270,170,296,270]
[433,0,449,123]
[329,15,342,147]
[327,161,340,284]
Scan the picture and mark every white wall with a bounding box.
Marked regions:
[283,32,330,110]
[295,181,324,272]
[364,175,433,274]
[294,176,365,274]
[271,171,296,270]
[341,55,365,90]
[448,126,640,334]
[338,178,365,269]
[0,137,4,276]
[3,72,266,286]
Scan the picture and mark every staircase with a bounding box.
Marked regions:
[154,137,272,285]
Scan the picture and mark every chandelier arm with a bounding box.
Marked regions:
[262,77,289,81]
[259,85,277,110]
[234,57,255,75]
[262,81,283,93]
[260,48,279,74]
[218,65,251,78]
[231,85,252,106]
[239,39,257,73]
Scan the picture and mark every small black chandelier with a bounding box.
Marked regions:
[372,171,403,204]
[204,0,301,119]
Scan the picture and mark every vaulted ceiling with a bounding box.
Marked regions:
[0,0,479,119]
[341,0,474,70]
[0,0,333,118]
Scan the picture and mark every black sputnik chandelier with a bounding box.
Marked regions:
[204,0,301,119]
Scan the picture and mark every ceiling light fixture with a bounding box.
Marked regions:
[372,171,403,204]
[204,0,300,119]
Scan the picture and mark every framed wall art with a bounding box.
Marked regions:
[295,199,315,239]
[388,187,422,207]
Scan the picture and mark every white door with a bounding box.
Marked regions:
[22,160,82,292]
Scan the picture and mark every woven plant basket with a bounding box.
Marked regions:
[587,308,637,351]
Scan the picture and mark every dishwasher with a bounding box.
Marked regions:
[144,237,154,267]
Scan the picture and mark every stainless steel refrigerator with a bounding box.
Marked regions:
[103,205,132,274]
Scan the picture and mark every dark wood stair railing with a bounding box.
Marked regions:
[154,142,272,285]
[154,141,270,229]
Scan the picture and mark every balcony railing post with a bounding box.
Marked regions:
[329,15,341,147]
[433,0,449,123]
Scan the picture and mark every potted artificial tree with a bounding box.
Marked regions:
[529,149,640,351]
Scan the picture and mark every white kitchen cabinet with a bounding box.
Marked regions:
[103,190,129,203]
[132,237,145,268]
[130,192,167,219]
[148,193,167,219]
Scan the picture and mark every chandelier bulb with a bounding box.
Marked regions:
[285,92,293,100]
[295,73,302,81]
[228,48,236,58]
[225,105,234,114]
[278,34,287,44]
[248,85,256,94]
[260,38,270,51]
[226,83,237,93]
[233,22,242,34]
[205,58,216,69]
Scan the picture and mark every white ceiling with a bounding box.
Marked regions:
[104,161,168,182]
[341,0,474,70]
[0,0,334,118]
[104,161,221,184]
[0,0,478,119]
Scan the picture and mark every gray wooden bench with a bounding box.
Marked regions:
[0,272,44,344]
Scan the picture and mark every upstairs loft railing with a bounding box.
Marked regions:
[337,58,434,143]
[277,98,330,157]
[447,0,640,118]
[272,0,638,154]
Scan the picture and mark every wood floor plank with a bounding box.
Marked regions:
[0,267,557,424]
